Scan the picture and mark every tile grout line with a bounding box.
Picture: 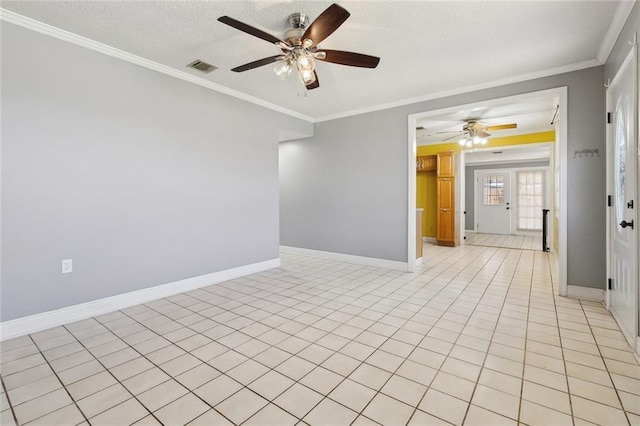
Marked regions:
[577,299,633,425]
[0,375,19,426]
[24,333,91,425]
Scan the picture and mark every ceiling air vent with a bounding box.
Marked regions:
[187,60,217,74]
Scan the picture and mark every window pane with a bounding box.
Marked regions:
[483,176,504,205]
[517,171,544,230]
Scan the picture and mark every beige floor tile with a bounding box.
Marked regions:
[321,352,361,376]
[611,373,640,395]
[419,388,468,426]
[245,403,298,426]
[571,394,629,425]
[523,364,568,392]
[478,368,522,396]
[131,415,162,425]
[300,366,344,395]
[186,409,234,425]
[24,403,84,426]
[2,364,54,390]
[628,412,640,426]
[620,391,640,415]
[226,359,269,385]
[67,371,117,400]
[328,379,376,412]
[13,389,72,424]
[362,393,414,425]
[464,404,517,425]
[349,363,392,391]
[253,347,291,368]
[273,383,323,418]
[77,383,130,418]
[566,361,614,387]
[154,393,209,425]
[122,367,171,395]
[303,398,358,426]
[8,374,62,406]
[519,399,573,426]
[471,384,519,420]
[522,380,571,414]
[441,357,482,382]
[275,356,316,381]
[175,363,221,390]
[568,376,621,408]
[484,354,523,378]
[408,410,451,425]
[408,347,446,369]
[58,360,105,386]
[206,350,248,373]
[431,371,475,401]
[247,370,295,401]
[380,374,428,406]
[89,398,148,426]
[137,379,188,412]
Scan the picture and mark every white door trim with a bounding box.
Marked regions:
[407,87,568,297]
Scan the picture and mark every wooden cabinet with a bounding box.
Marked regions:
[437,151,454,177]
[436,152,456,246]
[416,155,436,172]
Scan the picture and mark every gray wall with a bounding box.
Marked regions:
[465,161,550,230]
[1,23,308,321]
[280,66,606,288]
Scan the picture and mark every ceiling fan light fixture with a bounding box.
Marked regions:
[299,69,316,85]
[296,52,316,73]
[274,59,294,79]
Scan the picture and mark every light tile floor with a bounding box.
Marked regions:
[466,233,543,251]
[1,244,639,425]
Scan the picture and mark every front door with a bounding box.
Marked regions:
[608,47,638,346]
[476,171,512,234]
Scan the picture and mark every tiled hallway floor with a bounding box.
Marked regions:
[1,245,639,425]
[465,233,543,251]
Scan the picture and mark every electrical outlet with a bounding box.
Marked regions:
[62,259,72,274]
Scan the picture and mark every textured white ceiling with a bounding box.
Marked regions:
[0,1,630,120]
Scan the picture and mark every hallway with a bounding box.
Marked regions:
[1,244,639,425]
[465,233,543,251]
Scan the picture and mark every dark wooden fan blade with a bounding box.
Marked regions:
[302,4,350,46]
[231,55,284,72]
[317,50,380,68]
[218,16,283,45]
[306,71,320,90]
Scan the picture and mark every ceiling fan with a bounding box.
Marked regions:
[422,119,517,147]
[218,3,380,90]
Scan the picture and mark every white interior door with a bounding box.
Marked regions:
[608,47,638,346]
[476,171,512,234]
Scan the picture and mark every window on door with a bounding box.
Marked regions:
[483,175,505,205]
[517,170,544,230]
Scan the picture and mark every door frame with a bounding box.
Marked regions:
[605,43,639,351]
[407,87,568,298]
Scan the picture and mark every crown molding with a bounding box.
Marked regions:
[597,0,636,63]
[0,9,315,123]
[314,59,600,123]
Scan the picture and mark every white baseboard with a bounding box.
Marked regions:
[422,237,437,243]
[280,246,408,272]
[566,285,605,302]
[0,258,280,341]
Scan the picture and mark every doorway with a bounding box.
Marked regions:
[407,87,568,297]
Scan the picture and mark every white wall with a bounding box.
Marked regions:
[1,23,308,321]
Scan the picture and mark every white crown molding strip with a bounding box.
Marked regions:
[597,0,637,63]
[280,246,408,272]
[0,258,280,341]
[316,59,599,123]
[0,9,314,123]
[566,285,605,303]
